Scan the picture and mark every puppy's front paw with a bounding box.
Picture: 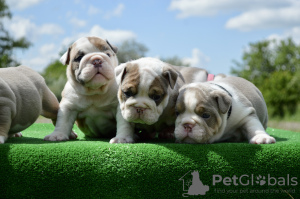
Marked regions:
[0,136,7,144]
[250,134,276,144]
[110,136,135,144]
[44,132,70,141]
[9,132,23,138]
[14,132,23,137]
[69,130,78,140]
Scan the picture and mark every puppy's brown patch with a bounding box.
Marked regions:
[175,88,186,115]
[88,37,110,52]
[162,66,180,89]
[194,103,219,131]
[119,63,140,101]
[178,87,221,136]
[193,88,221,132]
[148,75,168,106]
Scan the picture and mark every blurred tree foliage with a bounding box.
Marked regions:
[42,59,67,101]
[117,39,189,66]
[160,55,190,66]
[0,0,31,68]
[231,38,300,118]
[117,39,148,63]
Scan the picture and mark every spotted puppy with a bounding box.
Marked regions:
[0,66,59,144]
[44,36,119,141]
[174,76,276,144]
[110,57,208,143]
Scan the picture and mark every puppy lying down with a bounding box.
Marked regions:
[174,76,276,144]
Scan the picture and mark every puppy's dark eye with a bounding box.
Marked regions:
[150,94,161,101]
[201,113,210,119]
[74,55,84,62]
[123,90,134,98]
[106,53,111,57]
[175,110,180,117]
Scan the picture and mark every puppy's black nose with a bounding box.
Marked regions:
[92,59,102,67]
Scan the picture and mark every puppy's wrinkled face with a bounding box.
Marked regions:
[115,58,179,125]
[61,37,118,92]
[174,84,231,143]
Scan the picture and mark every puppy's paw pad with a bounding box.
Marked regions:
[250,134,276,144]
[69,130,78,140]
[44,133,70,141]
[110,136,135,144]
[13,132,23,137]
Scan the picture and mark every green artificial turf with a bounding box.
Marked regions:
[0,123,299,199]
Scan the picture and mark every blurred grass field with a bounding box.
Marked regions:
[268,105,300,132]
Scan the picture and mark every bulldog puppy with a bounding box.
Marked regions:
[174,76,276,144]
[110,57,208,143]
[44,36,119,141]
[0,66,59,144]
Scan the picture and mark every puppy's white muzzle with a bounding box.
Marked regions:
[121,98,159,125]
[175,116,213,144]
[78,53,115,88]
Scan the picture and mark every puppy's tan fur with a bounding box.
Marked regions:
[0,66,59,144]
[174,76,275,144]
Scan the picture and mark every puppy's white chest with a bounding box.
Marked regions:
[77,104,116,119]
[77,104,117,137]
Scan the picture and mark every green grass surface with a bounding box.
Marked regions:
[0,124,299,198]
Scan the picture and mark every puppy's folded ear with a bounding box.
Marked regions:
[212,90,232,114]
[162,66,182,89]
[115,63,127,85]
[60,47,71,65]
[106,40,118,53]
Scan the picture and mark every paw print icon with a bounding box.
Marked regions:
[256,175,266,185]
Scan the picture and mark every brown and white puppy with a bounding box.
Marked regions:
[174,76,276,144]
[110,57,208,143]
[0,66,59,144]
[44,36,119,141]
